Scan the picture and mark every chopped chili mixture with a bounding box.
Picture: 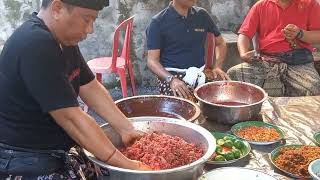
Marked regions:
[275,146,320,177]
[236,126,281,142]
[121,133,204,170]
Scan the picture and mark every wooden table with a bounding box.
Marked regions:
[197,96,320,179]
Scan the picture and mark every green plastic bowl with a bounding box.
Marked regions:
[207,132,251,165]
[314,132,320,146]
[308,159,320,180]
[231,121,285,145]
[270,144,315,179]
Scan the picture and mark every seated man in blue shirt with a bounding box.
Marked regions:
[146,0,229,99]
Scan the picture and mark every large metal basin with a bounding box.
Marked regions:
[194,81,268,124]
[115,95,201,121]
[84,117,216,180]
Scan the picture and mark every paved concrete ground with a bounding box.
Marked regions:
[108,86,159,101]
[81,85,159,124]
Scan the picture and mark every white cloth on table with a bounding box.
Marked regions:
[165,65,206,88]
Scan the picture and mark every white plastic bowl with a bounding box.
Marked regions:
[309,159,320,180]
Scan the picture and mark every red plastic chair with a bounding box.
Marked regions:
[205,32,216,69]
[87,16,137,98]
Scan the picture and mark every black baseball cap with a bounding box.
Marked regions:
[61,0,109,10]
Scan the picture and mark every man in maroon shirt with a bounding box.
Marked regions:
[227,0,320,97]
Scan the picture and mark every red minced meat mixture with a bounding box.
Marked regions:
[121,133,204,170]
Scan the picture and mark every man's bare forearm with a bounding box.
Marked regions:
[238,34,252,56]
[147,58,172,80]
[300,30,320,44]
[214,36,227,69]
[147,49,172,80]
[237,34,256,62]
[50,107,136,169]
[50,108,117,161]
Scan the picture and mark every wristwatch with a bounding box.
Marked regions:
[165,75,174,83]
[297,29,304,39]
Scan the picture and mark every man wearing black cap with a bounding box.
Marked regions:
[0,0,150,179]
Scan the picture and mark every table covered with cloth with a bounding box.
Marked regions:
[198,96,320,180]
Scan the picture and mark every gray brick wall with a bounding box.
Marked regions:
[0,0,253,87]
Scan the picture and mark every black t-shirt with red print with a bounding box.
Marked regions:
[0,13,94,151]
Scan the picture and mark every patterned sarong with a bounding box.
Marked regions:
[227,58,320,97]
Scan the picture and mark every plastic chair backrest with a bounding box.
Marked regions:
[205,33,216,69]
[111,16,134,72]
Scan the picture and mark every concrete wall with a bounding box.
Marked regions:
[0,0,33,51]
[0,0,254,87]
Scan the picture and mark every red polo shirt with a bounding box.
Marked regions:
[239,0,320,53]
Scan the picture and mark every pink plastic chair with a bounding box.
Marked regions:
[205,33,216,69]
[87,16,137,98]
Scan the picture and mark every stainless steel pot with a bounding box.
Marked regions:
[115,95,201,122]
[84,117,216,180]
[194,81,268,124]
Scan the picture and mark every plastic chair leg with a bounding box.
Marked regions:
[118,68,128,98]
[128,62,137,96]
